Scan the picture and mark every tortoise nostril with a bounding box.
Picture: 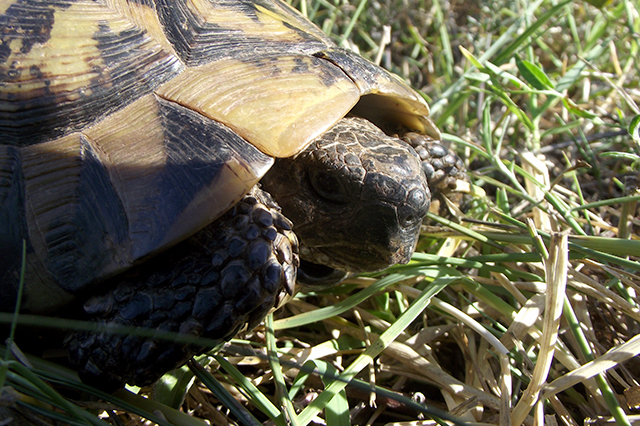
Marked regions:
[401,214,417,228]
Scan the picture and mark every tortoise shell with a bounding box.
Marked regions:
[0,0,439,312]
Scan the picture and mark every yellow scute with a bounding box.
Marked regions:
[155,55,360,158]
[1,3,103,97]
[0,2,142,100]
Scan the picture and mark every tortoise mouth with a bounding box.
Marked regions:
[300,241,414,274]
[296,260,349,289]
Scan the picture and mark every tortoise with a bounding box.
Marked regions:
[0,0,464,390]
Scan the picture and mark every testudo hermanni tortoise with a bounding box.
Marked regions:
[0,0,464,389]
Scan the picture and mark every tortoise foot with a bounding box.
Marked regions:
[401,133,467,194]
[65,187,298,390]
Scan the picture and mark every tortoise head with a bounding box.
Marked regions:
[261,117,429,281]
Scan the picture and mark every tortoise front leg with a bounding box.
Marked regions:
[65,187,298,391]
[400,133,467,195]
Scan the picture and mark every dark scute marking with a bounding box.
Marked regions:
[0,145,28,311]
[232,0,263,23]
[29,64,43,79]
[6,61,21,80]
[313,48,380,89]
[263,58,281,76]
[291,57,308,74]
[154,0,329,67]
[154,0,206,65]
[0,43,9,64]
[0,0,62,64]
[86,17,181,125]
[0,5,182,146]
[139,97,271,253]
[43,135,129,293]
[309,54,340,87]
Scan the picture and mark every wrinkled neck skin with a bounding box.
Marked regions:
[260,117,429,287]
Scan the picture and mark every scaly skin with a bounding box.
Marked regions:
[66,188,298,390]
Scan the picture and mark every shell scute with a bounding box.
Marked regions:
[0,0,183,146]
[155,54,360,157]
[154,0,331,66]
[30,136,127,264]
[0,0,61,62]
[81,94,274,262]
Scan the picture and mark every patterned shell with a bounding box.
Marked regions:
[0,0,439,312]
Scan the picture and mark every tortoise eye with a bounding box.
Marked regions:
[309,170,349,203]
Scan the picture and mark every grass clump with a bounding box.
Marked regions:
[267,0,640,424]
